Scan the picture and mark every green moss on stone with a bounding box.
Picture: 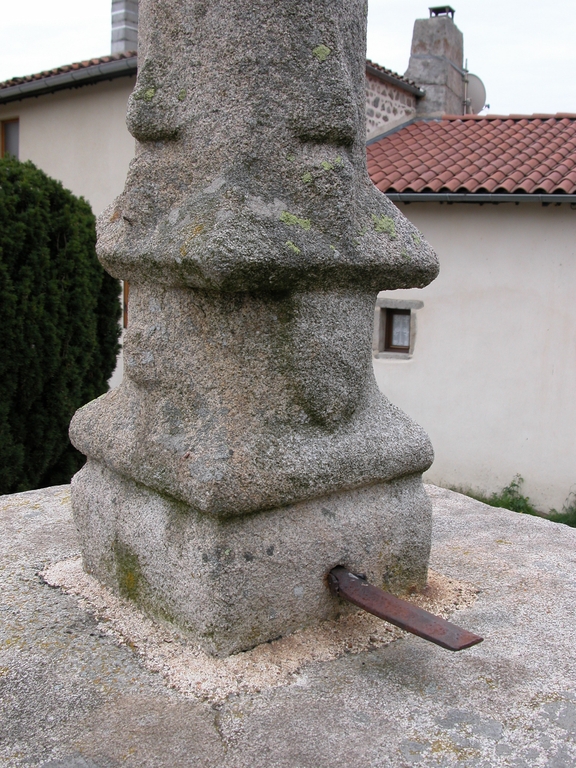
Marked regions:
[301,172,313,184]
[178,88,187,101]
[280,211,311,231]
[313,44,331,62]
[372,214,396,238]
[321,161,334,171]
[411,232,422,246]
[113,539,143,601]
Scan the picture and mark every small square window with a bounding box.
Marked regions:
[384,308,411,352]
[1,119,19,159]
[373,298,422,358]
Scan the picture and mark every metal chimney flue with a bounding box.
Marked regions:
[111,0,139,54]
[429,6,456,20]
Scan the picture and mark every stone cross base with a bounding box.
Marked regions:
[72,461,431,656]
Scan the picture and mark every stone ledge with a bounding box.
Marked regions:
[1,483,575,767]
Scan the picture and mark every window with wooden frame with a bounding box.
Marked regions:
[1,119,19,159]
[373,298,423,358]
[384,308,411,352]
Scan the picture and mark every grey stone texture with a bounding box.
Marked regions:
[70,0,439,653]
[72,463,431,656]
[405,15,465,117]
[2,484,576,767]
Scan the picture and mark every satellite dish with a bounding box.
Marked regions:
[466,74,487,114]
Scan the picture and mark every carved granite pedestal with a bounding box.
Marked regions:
[70,0,439,655]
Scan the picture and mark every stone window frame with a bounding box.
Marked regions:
[372,298,424,359]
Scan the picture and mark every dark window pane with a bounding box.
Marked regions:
[2,120,19,158]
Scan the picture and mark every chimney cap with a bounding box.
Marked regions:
[429,6,455,19]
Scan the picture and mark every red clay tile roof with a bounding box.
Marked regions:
[367,114,576,195]
[0,52,137,91]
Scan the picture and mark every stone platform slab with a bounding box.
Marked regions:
[1,484,575,767]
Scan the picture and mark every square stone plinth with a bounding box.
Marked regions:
[72,460,431,656]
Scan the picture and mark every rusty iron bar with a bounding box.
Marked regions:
[328,566,483,652]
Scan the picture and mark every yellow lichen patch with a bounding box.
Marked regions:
[430,737,480,759]
[313,44,331,62]
[180,223,206,256]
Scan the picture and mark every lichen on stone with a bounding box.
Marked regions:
[313,44,331,62]
[372,214,397,238]
[178,89,187,101]
[133,86,157,102]
[321,161,334,171]
[301,172,313,184]
[285,241,301,254]
[280,211,311,231]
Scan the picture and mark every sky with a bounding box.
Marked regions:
[1,0,575,116]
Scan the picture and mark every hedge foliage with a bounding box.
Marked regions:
[0,157,121,493]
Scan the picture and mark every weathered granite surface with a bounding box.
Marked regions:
[70,0,438,517]
[69,0,439,653]
[72,465,431,656]
[1,484,575,767]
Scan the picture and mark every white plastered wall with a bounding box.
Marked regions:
[0,76,135,216]
[373,203,576,511]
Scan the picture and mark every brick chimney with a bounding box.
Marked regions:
[405,6,464,116]
[111,0,139,54]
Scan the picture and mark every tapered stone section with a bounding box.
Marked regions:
[70,0,439,655]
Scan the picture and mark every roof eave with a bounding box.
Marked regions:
[365,64,425,98]
[0,56,138,105]
[385,192,576,204]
